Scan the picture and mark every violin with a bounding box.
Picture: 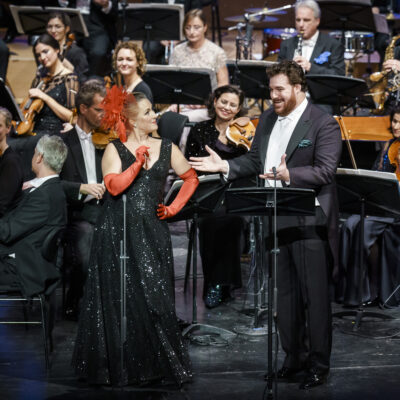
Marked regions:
[226,117,256,151]
[16,77,49,136]
[388,139,400,181]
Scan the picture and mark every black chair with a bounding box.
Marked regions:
[157,111,189,146]
[0,227,65,370]
[201,0,222,47]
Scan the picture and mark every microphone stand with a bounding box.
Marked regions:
[119,194,129,387]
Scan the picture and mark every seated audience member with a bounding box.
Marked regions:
[112,41,153,104]
[0,135,68,297]
[338,106,400,306]
[60,80,106,319]
[185,84,251,307]
[0,107,23,216]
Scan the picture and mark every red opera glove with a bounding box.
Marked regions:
[104,145,149,196]
[157,168,199,219]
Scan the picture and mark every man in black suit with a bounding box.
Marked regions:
[0,135,68,297]
[278,0,345,76]
[60,79,106,318]
[189,60,342,389]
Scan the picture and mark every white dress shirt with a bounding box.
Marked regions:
[264,98,308,187]
[76,124,97,201]
[28,175,59,192]
[294,31,319,62]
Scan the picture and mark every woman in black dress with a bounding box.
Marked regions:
[185,84,252,308]
[46,11,89,82]
[112,41,153,104]
[73,89,198,386]
[0,107,23,216]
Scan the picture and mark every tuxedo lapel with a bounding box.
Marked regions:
[310,34,325,65]
[259,112,278,170]
[69,129,88,183]
[285,105,312,163]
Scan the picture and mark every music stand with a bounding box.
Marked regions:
[226,60,276,112]
[306,74,376,113]
[117,3,184,43]
[225,186,315,399]
[335,168,400,330]
[143,65,216,108]
[0,79,23,123]
[10,5,89,37]
[165,174,236,339]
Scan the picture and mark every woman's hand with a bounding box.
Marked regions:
[135,145,150,165]
[29,88,47,101]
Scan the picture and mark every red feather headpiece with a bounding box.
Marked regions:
[100,85,136,142]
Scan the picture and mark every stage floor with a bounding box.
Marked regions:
[1,221,400,400]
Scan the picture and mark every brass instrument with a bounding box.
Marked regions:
[369,35,400,114]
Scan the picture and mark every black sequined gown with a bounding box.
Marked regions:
[72,138,192,386]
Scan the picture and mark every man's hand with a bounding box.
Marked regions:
[259,154,290,182]
[80,183,106,200]
[293,56,311,72]
[189,145,228,173]
[383,59,400,73]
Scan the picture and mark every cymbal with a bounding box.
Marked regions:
[245,7,288,15]
[225,15,278,23]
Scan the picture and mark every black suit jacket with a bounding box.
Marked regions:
[227,102,342,276]
[59,127,104,224]
[0,177,67,297]
[278,32,345,76]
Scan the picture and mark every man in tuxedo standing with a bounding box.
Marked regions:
[0,135,68,297]
[278,0,345,76]
[60,79,106,319]
[189,60,342,389]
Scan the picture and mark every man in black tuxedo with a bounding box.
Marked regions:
[0,135,68,297]
[189,60,342,389]
[278,0,345,76]
[60,79,106,318]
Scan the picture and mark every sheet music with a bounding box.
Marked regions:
[337,168,398,182]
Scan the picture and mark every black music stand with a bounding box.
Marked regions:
[165,174,236,339]
[0,79,23,123]
[10,5,88,37]
[335,168,400,331]
[306,74,376,114]
[226,60,275,111]
[143,66,216,108]
[225,186,315,398]
[117,3,184,47]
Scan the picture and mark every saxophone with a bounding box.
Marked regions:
[369,35,400,114]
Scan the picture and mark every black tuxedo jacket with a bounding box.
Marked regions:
[59,127,104,224]
[278,32,345,76]
[227,102,342,275]
[0,177,67,297]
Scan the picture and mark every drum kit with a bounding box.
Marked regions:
[225,5,376,64]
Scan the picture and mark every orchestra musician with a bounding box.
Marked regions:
[185,84,250,308]
[112,41,153,104]
[46,11,89,82]
[59,80,106,320]
[278,0,345,76]
[339,106,400,307]
[0,107,23,217]
[189,61,342,389]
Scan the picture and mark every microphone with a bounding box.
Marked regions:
[245,23,253,43]
[272,166,277,179]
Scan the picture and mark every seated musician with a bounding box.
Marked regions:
[46,11,89,83]
[0,107,23,217]
[0,135,68,297]
[185,84,251,308]
[338,106,400,307]
[8,33,79,179]
[278,0,345,76]
[112,41,153,104]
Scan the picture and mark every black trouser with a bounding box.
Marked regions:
[268,207,332,373]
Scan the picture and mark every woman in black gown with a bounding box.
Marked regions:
[185,84,252,308]
[73,89,198,386]
[338,106,400,306]
[0,107,23,216]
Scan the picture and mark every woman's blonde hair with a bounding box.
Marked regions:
[112,41,147,77]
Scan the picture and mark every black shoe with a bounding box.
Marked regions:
[299,369,328,389]
[204,285,222,309]
[265,367,303,382]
